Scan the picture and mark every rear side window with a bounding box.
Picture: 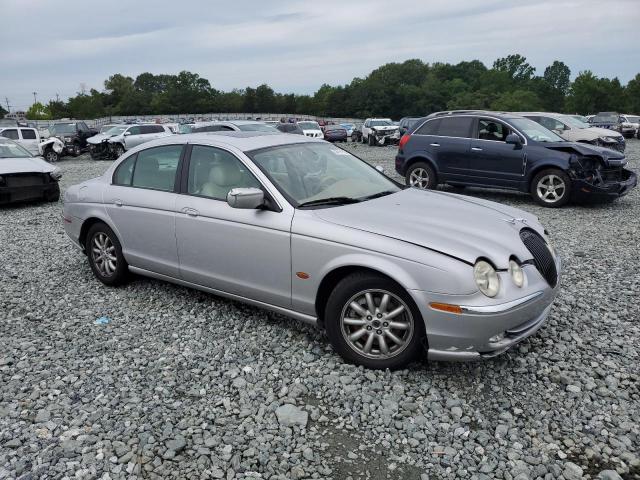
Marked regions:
[437,117,473,138]
[113,155,137,186]
[415,119,440,135]
[21,129,37,139]
[1,129,19,140]
[132,145,182,191]
[151,125,165,133]
[140,125,156,134]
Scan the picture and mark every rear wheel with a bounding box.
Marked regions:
[406,162,436,189]
[86,222,129,286]
[325,272,424,370]
[531,169,571,207]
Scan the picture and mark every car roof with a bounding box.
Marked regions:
[141,130,323,152]
[424,110,524,121]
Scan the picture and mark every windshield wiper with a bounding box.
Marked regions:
[361,190,396,200]
[298,196,361,208]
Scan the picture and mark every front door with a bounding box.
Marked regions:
[467,118,526,188]
[175,145,293,308]
[103,144,184,277]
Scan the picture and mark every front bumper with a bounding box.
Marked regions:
[571,168,637,200]
[409,259,561,361]
[373,130,400,145]
[0,180,59,204]
[88,142,114,160]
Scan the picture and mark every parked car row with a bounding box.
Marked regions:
[587,112,640,138]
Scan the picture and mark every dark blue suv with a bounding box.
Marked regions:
[395,111,637,207]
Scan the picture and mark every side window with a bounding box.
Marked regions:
[139,125,155,135]
[538,117,564,131]
[220,125,234,131]
[187,145,260,200]
[21,129,37,139]
[153,125,165,133]
[415,119,441,135]
[437,117,473,138]
[1,129,19,140]
[113,155,137,186]
[478,119,510,142]
[364,121,370,128]
[132,145,182,191]
[78,122,89,132]
[126,126,141,135]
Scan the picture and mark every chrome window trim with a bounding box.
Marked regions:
[412,115,529,146]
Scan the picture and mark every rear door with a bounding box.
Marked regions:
[20,128,40,155]
[467,118,526,188]
[427,116,473,180]
[103,144,184,277]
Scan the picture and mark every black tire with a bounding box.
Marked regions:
[44,148,60,163]
[368,134,375,146]
[325,272,425,370]
[530,168,571,208]
[86,222,129,286]
[405,162,437,189]
[113,144,125,158]
[71,143,81,157]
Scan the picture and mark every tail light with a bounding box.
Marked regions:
[399,134,411,151]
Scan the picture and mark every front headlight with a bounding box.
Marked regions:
[509,260,524,287]
[474,260,500,297]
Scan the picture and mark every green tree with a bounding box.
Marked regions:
[26,102,50,120]
[0,104,7,118]
[625,73,640,113]
[493,54,536,82]
[490,90,542,111]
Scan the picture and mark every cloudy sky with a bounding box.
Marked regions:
[1,0,639,111]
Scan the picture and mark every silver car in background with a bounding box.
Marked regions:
[107,124,173,157]
[63,132,560,369]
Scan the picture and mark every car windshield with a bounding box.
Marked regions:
[625,116,640,123]
[592,114,618,123]
[105,126,127,135]
[236,123,278,132]
[325,125,344,131]
[509,118,565,143]
[249,143,400,207]
[179,125,193,134]
[0,138,32,158]
[370,120,392,126]
[298,121,320,130]
[100,125,115,133]
[50,123,76,135]
[559,115,590,129]
[341,123,354,129]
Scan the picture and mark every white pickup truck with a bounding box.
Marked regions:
[0,126,65,162]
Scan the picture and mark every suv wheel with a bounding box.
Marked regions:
[406,162,436,189]
[70,144,81,157]
[324,272,424,370]
[113,144,125,158]
[531,169,571,207]
[86,223,129,286]
[44,149,59,163]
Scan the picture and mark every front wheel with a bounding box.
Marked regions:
[70,144,81,157]
[86,223,129,286]
[113,144,125,158]
[531,169,571,207]
[406,162,436,189]
[325,272,425,370]
[44,149,59,163]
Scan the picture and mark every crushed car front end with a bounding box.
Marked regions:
[372,127,401,146]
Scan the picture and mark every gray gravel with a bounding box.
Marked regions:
[1,140,639,479]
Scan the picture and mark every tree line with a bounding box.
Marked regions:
[10,54,640,121]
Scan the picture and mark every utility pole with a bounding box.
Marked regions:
[55,93,60,102]
[4,97,10,113]
[32,91,38,105]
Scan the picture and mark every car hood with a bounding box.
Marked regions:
[583,127,623,139]
[0,156,55,174]
[371,126,399,131]
[302,129,323,134]
[313,188,541,268]
[540,141,625,165]
[87,133,110,144]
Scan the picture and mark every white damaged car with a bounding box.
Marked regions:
[0,126,65,163]
[297,121,324,139]
[0,137,61,204]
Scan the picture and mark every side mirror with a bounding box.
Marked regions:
[227,187,264,209]
[375,165,386,174]
[124,131,131,136]
[505,133,522,145]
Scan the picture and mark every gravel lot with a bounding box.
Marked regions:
[1,139,639,480]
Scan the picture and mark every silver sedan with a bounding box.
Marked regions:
[63,132,560,369]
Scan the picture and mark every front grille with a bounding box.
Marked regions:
[5,174,47,187]
[519,228,558,287]
[600,168,623,182]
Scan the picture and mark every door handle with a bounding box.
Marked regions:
[181,207,199,217]
[471,147,483,151]
[430,143,440,147]
[114,199,123,207]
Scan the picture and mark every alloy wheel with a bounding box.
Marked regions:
[340,289,414,360]
[45,151,58,162]
[409,168,430,189]
[536,174,566,203]
[91,232,117,277]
